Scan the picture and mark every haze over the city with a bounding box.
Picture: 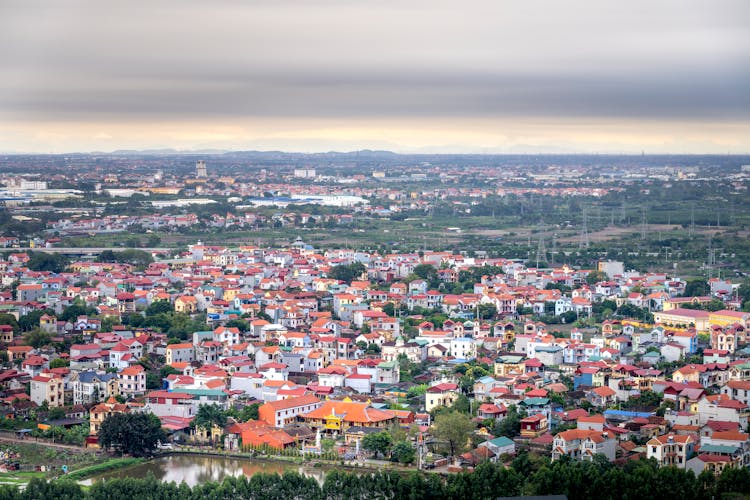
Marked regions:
[0,0,748,154]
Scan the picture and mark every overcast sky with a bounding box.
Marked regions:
[0,0,748,153]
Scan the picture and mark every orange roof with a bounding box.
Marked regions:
[166,343,194,350]
[302,400,396,424]
[262,394,320,411]
[120,365,145,376]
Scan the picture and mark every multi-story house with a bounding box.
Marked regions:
[117,365,146,398]
[165,343,195,365]
[71,370,118,405]
[425,382,459,412]
[30,374,64,408]
[552,429,616,461]
[258,394,322,428]
[646,434,695,468]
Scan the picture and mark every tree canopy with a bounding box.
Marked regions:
[432,411,474,457]
[327,262,366,284]
[98,412,166,457]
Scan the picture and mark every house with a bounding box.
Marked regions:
[258,394,322,428]
[552,429,616,461]
[89,397,140,436]
[587,386,617,408]
[520,414,548,438]
[165,343,195,365]
[144,390,195,418]
[30,374,64,408]
[299,399,397,434]
[71,370,118,405]
[477,403,507,421]
[117,365,146,398]
[695,395,750,428]
[425,382,459,412]
[721,380,750,407]
[478,436,516,460]
[646,434,695,468]
[175,295,198,314]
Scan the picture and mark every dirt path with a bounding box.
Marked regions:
[0,432,95,453]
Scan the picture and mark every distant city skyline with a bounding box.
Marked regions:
[0,0,748,154]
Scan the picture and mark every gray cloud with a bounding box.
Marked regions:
[0,0,748,143]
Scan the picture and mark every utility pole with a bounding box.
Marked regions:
[640,206,647,240]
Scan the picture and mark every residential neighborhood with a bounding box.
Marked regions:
[0,239,749,480]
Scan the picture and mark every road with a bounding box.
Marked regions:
[15,247,171,256]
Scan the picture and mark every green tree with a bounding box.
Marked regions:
[98,412,166,457]
[412,264,438,282]
[27,252,70,273]
[145,300,173,316]
[452,393,471,414]
[683,278,710,297]
[159,365,181,378]
[224,318,249,332]
[391,441,416,464]
[49,358,69,369]
[493,404,526,438]
[18,310,48,332]
[0,313,20,334]
[586,270,608,284]
[23,330,51,349]
[362,430,393,458]
[328,262,366,284]
[146,372,162,390]
[194,404,227,433]
[432,411,474,458]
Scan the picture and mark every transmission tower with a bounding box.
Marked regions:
[707,236,716,279]
[689,207,695,237]
[640,207,647,240]
[536,229,547,268]
[550,233,558,267]
[579,207,589,249]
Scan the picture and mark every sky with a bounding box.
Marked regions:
[0,0,748,154]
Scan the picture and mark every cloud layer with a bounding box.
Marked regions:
[0,0,748,152]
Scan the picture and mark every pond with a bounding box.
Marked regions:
[80,454,329,487]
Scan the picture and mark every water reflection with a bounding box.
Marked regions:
[83,454,328,487]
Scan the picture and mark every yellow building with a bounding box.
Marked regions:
[300,398,396,433]
[653,308,710,333]
[175,295,198,314]
[709,310,750,329]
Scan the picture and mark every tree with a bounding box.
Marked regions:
[194,404,227,433]
[476,303,497,320]
[49,358,69,369]
[683,278,710,297]
[98,412,166,457]
[146,372,162,390]
[27,252,70,273]
[23,330,51,349]
[432,411,474,458]
[586,270,608,284]
[391,441,416,464]
[224,318,249,332]
[159,365,181,379]
[145,300,173,316]
[362,430,393,458]
[452,393,471,414]
[493,404,526,438]
[412,264,438,282]
[328,262,366,284]
[0,313,19,334]
[18,310,48,332]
